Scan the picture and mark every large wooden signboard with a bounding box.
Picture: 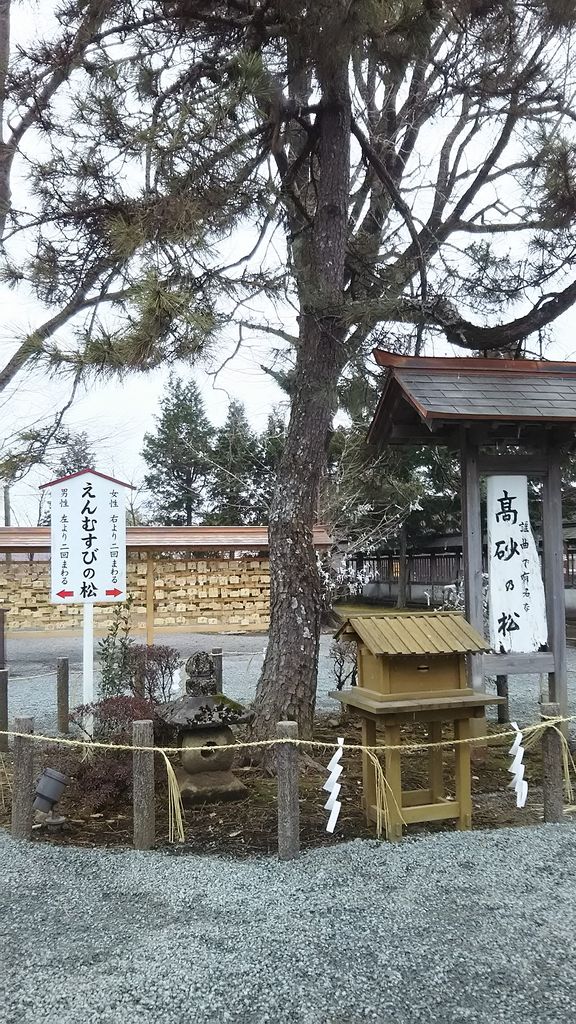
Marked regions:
[487,475,547,653]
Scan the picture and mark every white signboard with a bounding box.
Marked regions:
[45,471,129,604]
[487,475,547,653]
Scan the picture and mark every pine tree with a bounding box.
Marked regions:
[142,375,213,526]
[4,2,576,738]
[51,432,96,477]
[206,400,259,525]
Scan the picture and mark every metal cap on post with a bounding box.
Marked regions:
[277,721,300,862]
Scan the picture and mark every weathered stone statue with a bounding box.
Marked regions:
[185,652,217,696]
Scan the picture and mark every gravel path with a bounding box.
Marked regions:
[5,632,576,735]
[1,825,575,1023]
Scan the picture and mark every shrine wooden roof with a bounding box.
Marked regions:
[368,353,576,445]
[336,611,489,656]
[0,525,332,554]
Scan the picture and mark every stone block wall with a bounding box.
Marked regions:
[0,554,270,633]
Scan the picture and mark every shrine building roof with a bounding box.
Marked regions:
[336,611,489,656]
[368,353,576,445]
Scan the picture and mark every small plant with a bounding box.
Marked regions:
[128,644,182,703]
[70,694,158,742]
[98,594,135,699]
[329,638,358,690]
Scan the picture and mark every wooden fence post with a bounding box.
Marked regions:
[211,648,223,691]
[133,720,155,850]
[540,702,564,824]
[496,675,509,724]
[0,608,6,670]
[0,669,7,754]
[57,658,69,734]
[11,716,34,840]
[277,720,300,861]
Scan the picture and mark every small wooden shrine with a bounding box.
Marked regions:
[332,611,502,840]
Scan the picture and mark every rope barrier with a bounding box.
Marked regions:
[1,715,574,842]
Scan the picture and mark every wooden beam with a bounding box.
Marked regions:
[542,450,568,716]
[146,554,155,646]
[477,455,548,477]
[483,652,555,675]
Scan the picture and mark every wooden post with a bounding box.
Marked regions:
[133,720,155,850]
[0,668,7,753]
[540,701,564,823]
[428,722,444,801]
[146,554,155,646]
[0,607,6,669]
[542,450,568,719]
[276,721,300,861]
[383,722,403,841]
[496,675,509,724]
[460,433,486,748]
[57,658,69,734]
[454,718,473,830]
[11,716,34,840]
[361,717,377,821]
[211,647,223,691]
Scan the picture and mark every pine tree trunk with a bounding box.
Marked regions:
[251,52,350,742]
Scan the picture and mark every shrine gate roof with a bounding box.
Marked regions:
[368,353,576,445]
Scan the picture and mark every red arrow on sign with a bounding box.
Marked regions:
[57,589,74,598]
[105,588,123,597]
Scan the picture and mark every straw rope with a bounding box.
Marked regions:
[1,715,574,842]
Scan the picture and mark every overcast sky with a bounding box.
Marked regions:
[2,5,576,525]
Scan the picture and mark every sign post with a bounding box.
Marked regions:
[40,469,133,722]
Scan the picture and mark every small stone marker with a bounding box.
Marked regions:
[57,658,69,734]
[133,720,155,850]
[540,702,564,823]
[12,716,34,840]
[277,721,300,861]
[0,669,7,754]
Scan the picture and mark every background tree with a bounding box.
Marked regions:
[142,375,213,526]
[5,3,576,738]
[205,399,259,525]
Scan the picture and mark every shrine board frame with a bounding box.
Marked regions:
[461,441,567,715]
[366,353,576,721]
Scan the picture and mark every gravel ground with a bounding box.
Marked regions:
[1,825,575,1023]
[5,632,576,735]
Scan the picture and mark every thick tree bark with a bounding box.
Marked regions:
[252,51,351,741]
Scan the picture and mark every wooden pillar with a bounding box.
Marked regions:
[11,716,34,840]
[276,721,300,861]
[383,722,403,841]
[211,648,223,691]
[361,717,377,821]
[540,701,564,823]
[132,720,155,850]
[57,658,69,734]
[146,554,155,646]
[454,718,472,830]
[460,434,485,747]
[496,675,509,724]
[0,668,7,753]
[428,721,444,801]
[0,607,5,669]
[542,449,568,718]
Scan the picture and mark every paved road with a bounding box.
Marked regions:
[4,631,576,734]
[1,825,575,1023]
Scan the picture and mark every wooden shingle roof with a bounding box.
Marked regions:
[368,353,576,444]
[336,611,489,656]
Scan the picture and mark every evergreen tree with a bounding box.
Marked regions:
[51,432,96,477]
[252,410,286,523]
[142,376,213,526]
[206,400,259,525]
[4,2,576,738]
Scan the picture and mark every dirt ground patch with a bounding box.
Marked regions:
[0,714,549,855]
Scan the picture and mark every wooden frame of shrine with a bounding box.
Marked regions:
[368,353,576,717]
